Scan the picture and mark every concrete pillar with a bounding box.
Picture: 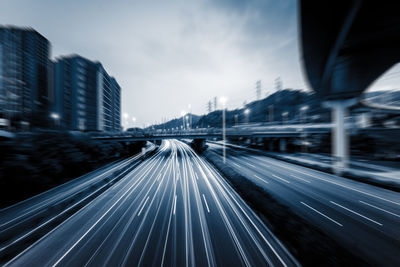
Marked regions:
[325,99,357,175]
[333,103,347,173]
[279,139,287,152]
[269,141,274,151]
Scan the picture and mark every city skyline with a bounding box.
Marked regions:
[1,0,399,126]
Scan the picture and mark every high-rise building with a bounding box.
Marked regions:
[0,26,51,128]
[53,55,121,131]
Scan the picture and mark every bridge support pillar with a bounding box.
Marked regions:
[279,139,287,152]
[269,140,274,151]
[325,99,357,175]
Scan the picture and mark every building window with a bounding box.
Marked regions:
[78,118,86,130]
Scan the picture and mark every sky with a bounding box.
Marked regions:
[1,0,398,127]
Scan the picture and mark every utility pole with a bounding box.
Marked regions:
[207,101,212,113]
[275,77,282,91]
[274,77,283,105]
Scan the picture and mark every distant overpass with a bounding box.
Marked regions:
[360,99,400,114]
[92,124,333,142]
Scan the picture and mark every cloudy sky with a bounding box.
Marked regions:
[1,0,398,126]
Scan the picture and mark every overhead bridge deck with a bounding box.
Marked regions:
[92,128,332,142]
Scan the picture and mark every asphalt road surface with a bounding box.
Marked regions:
[4,140,297,267]
[208,143,400,266]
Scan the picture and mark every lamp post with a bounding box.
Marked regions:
[123,112,129,130]
[244,108,250,124]
[220,97,227,163]
[50,112,60,129]
[282,111,288,124]
[181,110,186,131]
[299,106,309,153]
[300,105,309,123]
[188,104,192,130]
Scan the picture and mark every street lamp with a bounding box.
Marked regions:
[300,105,309,123]
[244,108,250,124]
[282,111,288,124]
[220,97,227,163]
[50,112,60,128]
[188,104,192,129]
[123,112,129,130]
[181,110,186,130]
[299,105,309,153]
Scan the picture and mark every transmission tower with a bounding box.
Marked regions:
[256,80,261,100]
[207,100,212,113]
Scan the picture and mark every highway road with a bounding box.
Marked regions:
[208,143,400,266]
[3,140,297,267]
[0,144,157,262]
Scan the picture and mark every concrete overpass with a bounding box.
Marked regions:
[92,125,332,142]
[300,0,400,173]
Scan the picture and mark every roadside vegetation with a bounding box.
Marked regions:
[0,130,145,208]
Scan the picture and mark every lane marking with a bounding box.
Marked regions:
[272,174,290,184]
[301,202,343,227]
[173,195,177,215]
[186,142,290,266]
[51,175,145,267]
[246,162,256,168]
[280,167,400,206]
[0,151,148,229]
[200,157,289,266]
[290,174,311,183]
[330,201,383,226]
[138,196,150,217]
[253,174,269,184]
[359,200,400,218]
[202,194,210,213]
[232,162,241,168]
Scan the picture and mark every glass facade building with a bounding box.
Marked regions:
[54,55,121,131]
[0,26,51,127]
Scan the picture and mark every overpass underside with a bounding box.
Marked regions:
[300,0,400,174]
